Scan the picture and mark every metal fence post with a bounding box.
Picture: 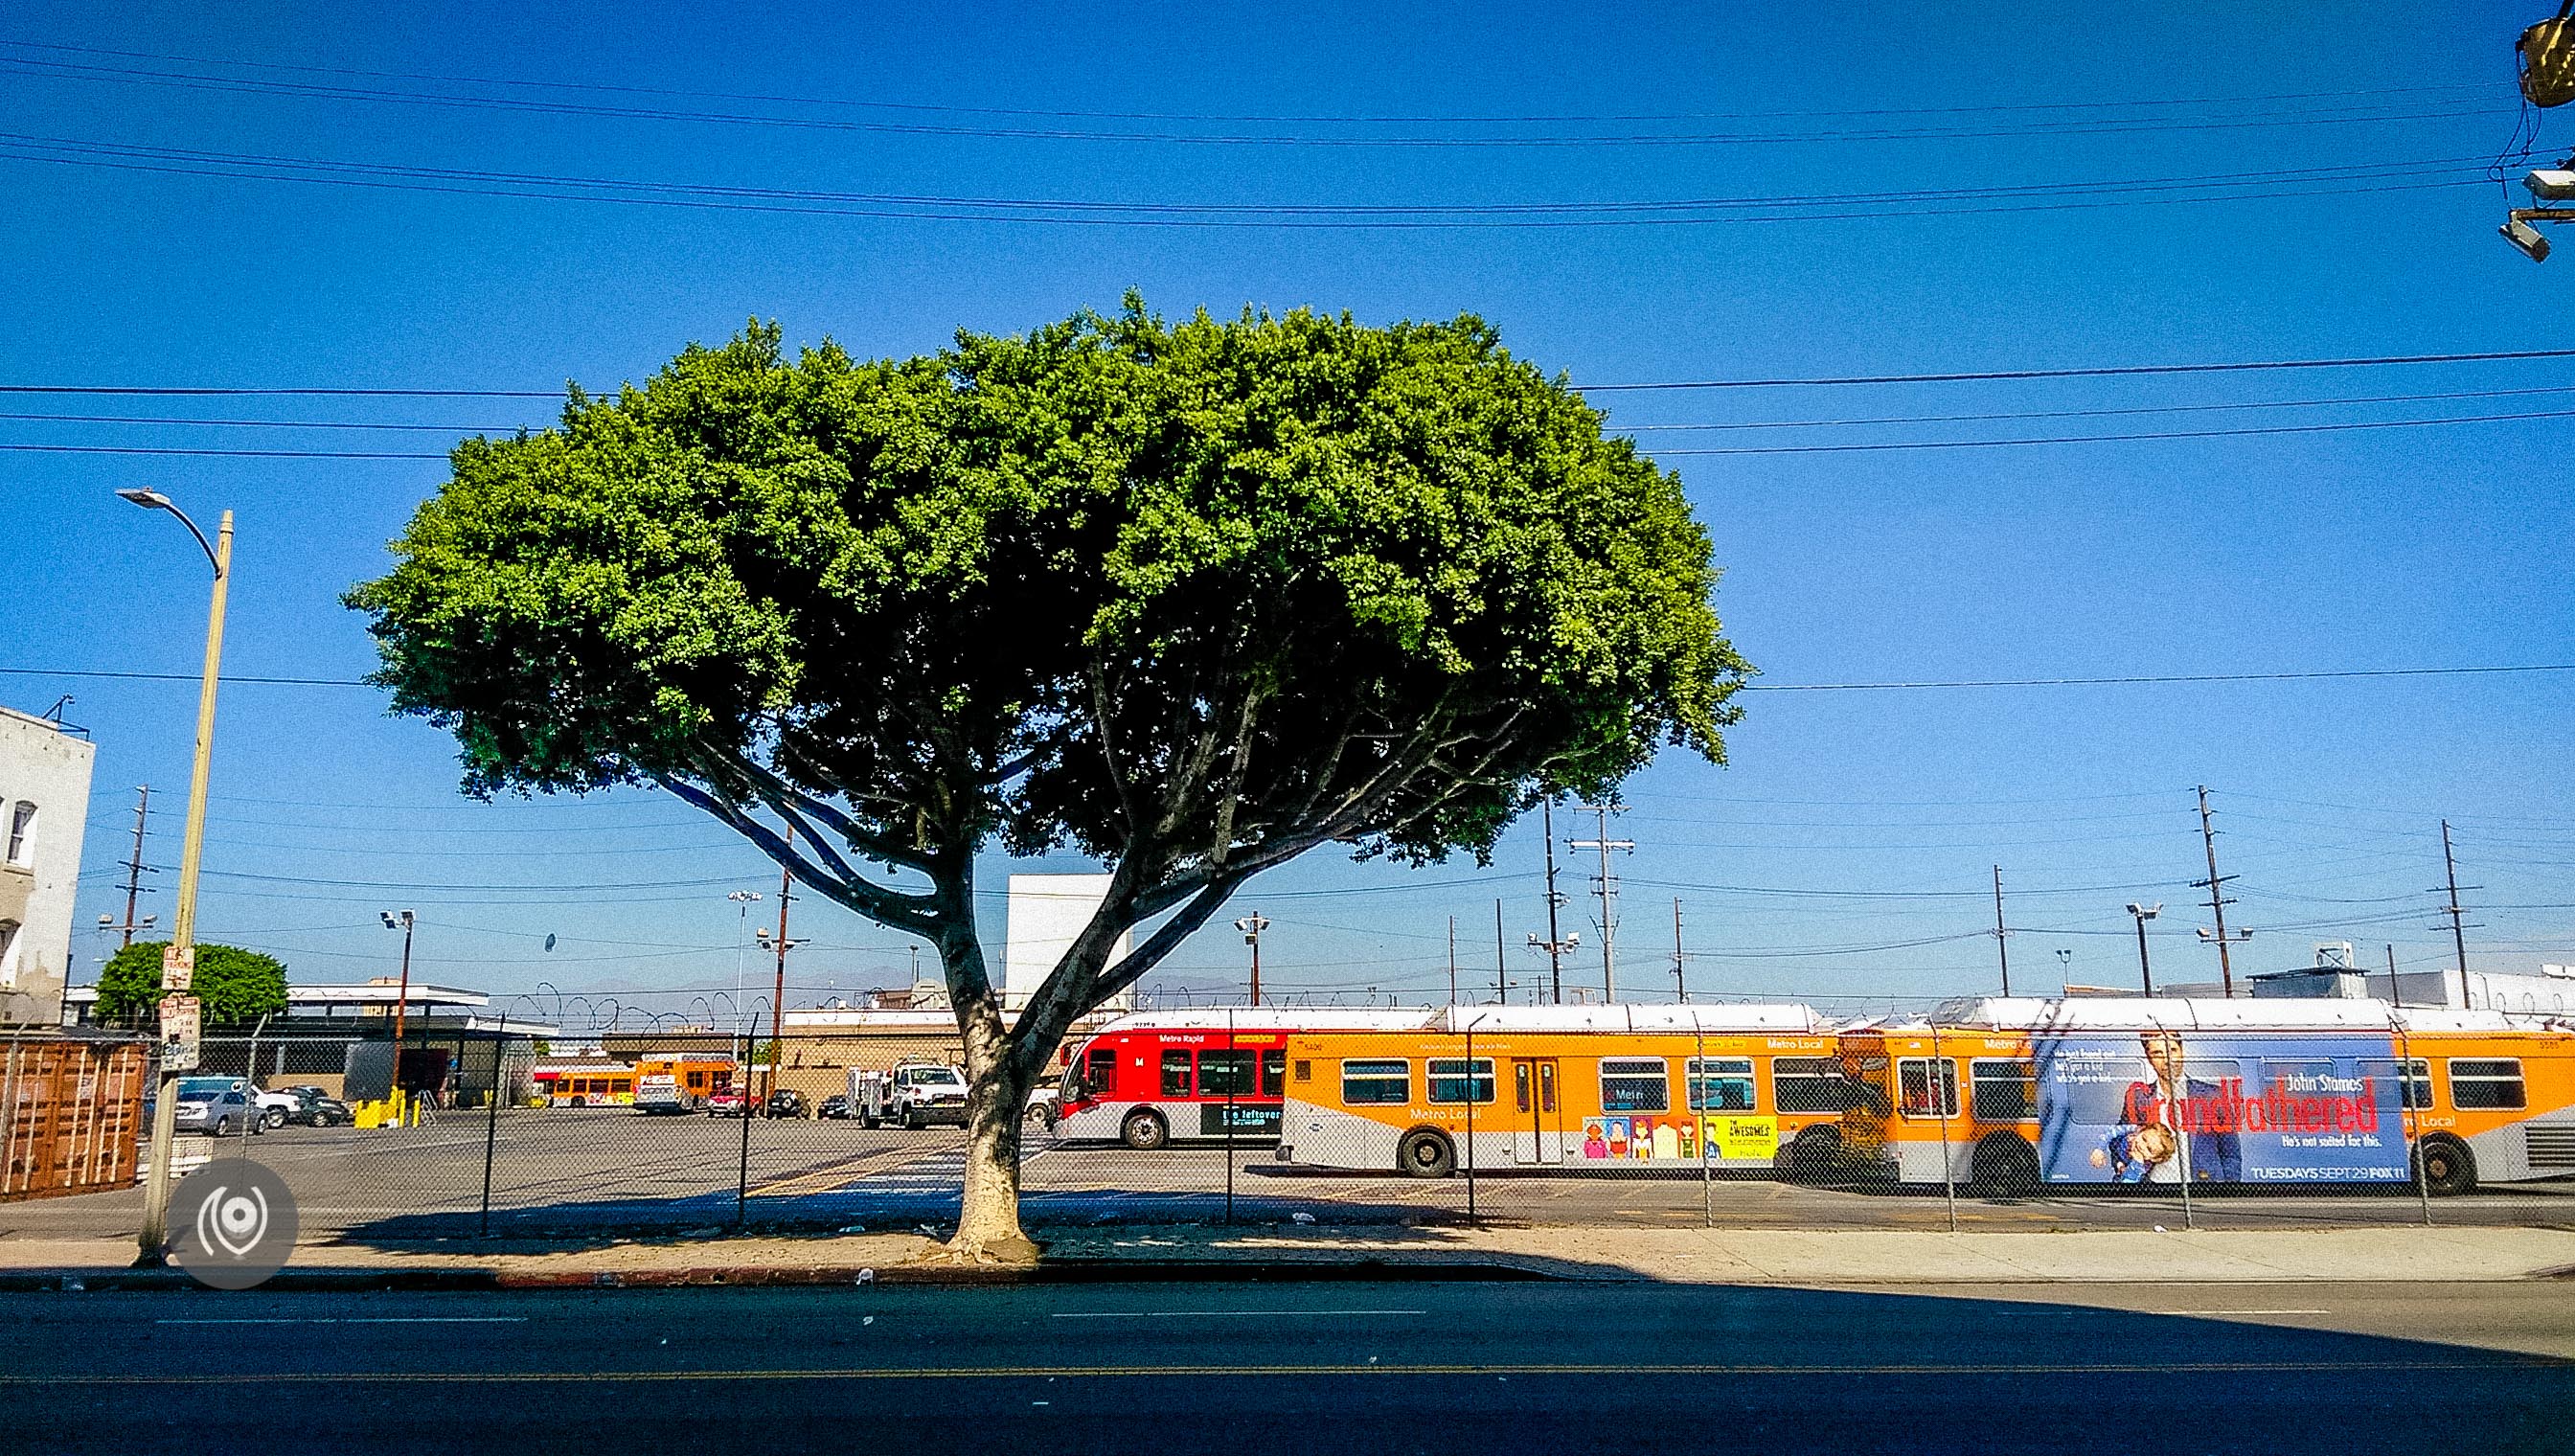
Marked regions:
[1697,1025,1712,1229]
[1930,1022,1957,1233]
[2398,1018,2433,1228]
[480,1017,506,1238]
[1223,1010,1236,1226]
[1464,1016,1478,1226]
[736,1028,754,1229]
[2173,1031,2197,1232]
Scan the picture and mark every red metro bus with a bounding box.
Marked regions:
[1056,1009,1438,1149]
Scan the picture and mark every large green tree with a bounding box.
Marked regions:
[94,942,289,1027]
[349,301,1748,1261]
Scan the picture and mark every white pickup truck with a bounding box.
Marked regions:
[848,1062,969,1129]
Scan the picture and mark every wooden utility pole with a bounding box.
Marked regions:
[1540,798,1566,1004]
[2194,785,2248,996]
[1569,803,1632,1003]
[1671,898,1687,1002]
[1991,866,2012,995]
[113,785,154,947]
[1493,899,1506,1004]
[1446,916,1457,1006]
[2439,820,2477,1009]
[768,840,792,1103]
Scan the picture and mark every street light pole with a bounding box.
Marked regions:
[1233,913,1269,1008]
[126,491,230,1268]
[2126,902,2162,995]
[381,910,415,1117]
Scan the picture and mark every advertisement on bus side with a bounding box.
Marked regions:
[2034,1032,2408,1185]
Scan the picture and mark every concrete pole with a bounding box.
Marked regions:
[136,508,229,1267]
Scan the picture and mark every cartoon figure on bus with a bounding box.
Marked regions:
[1582,1119,1609,1159]
[2094,1031,2243,1183]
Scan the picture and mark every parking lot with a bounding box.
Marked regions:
[4,1105,2569,1243]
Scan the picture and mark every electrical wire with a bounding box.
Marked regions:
[0,131,2495,228]
[0,51,2511,148]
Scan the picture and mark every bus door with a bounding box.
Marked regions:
[1512,1058,1565,1164]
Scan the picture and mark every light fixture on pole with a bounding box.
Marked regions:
[1233,913,1269,1008]
[381,910,415,1114]
[122,487,230,1268]
[2125,902,2162,995]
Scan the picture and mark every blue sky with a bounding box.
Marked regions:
[2,3,2569,1022]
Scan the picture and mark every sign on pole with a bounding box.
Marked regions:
[161,944,194,993]
[159,992,201,1073]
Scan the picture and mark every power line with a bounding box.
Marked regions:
[1651,406,2575,454]
[0,38,2496,126]
[11,663,2574,693]
[11,347,2573,402]
[0,50,2509,148]
[1619,383,2575,431]
[11,405,2570,461]
[1582,348,2575,391]
[0,131,2492,228]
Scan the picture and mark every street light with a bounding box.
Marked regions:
[2125,902,2163,996]
[1233,913,1269,1007]
[382,910,415,1116]
[124,487,231,1268]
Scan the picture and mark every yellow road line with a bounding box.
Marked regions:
[6,1358,2552,1385]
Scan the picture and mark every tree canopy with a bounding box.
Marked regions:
[347,300,1748,1256]
[95,942,289,1027]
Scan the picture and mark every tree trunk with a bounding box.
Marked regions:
[941,973,1045,1263]
[947,1050,1039,1263]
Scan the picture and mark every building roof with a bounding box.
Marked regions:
[1924,995,2549,1035]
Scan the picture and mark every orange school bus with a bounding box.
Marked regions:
[1837,997,2575,1195]
[1278,1004,1848,1178]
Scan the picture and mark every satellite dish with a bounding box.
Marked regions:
[2522,9,2575,107]
[543,934,557,952]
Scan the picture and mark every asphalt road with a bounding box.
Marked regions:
[0,1280,2564,1454]
[10,1109,2570,1241]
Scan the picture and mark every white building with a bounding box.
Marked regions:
[0,706,95,1026]
[1002,873,1132,1012]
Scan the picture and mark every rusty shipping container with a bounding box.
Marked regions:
[0,1033,148,1200]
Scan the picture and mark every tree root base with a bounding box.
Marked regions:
[923,1233,1045,1267]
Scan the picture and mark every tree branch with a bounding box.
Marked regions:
[651,771,943,936]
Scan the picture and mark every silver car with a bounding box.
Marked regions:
[172,1083,262,1137]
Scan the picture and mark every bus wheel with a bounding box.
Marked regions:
[1399,1129,1456,1179]
[1971,1132,2040,1196]
[1779,1127,1840,1184]
[2415,1134,2478,1196]
[1120,1109,1169,1150]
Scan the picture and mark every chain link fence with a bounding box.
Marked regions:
[11,1017,2569,1243]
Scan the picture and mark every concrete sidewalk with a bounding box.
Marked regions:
[3,1222,2570,1286]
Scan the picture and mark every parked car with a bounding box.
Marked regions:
[816,1094,855,1121]
[252,1085,302,1131]
[763,1088,809,1120]
[172,1084,261,1137]
[849,1062,970,1129]
[704,1090,747,1117]
[279,1086,353,1126]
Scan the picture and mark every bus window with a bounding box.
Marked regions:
[1897,1058,1959,1119]
[2359,1058,2433,1108]
[1260,1049,1286,1098]
[1600,1058,1669,1113]
[687,1071,706,1089]
[1293,1058,1311,1084]
[1199,1051,1255,1097]
[1085,1046,1117,1096]
[1427,1058,1495,1103]
[1772,1058,1849,1113]
[1685,1058,1756,1112]
[2449,1058,2526,1110]
[1971,1059,2036,1122]
[1342,1059,1409,1105]
[1515,1061,1532,1113]
[1160,1051,1194,1097]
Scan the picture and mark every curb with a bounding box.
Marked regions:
[0,1257,1568,1293]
